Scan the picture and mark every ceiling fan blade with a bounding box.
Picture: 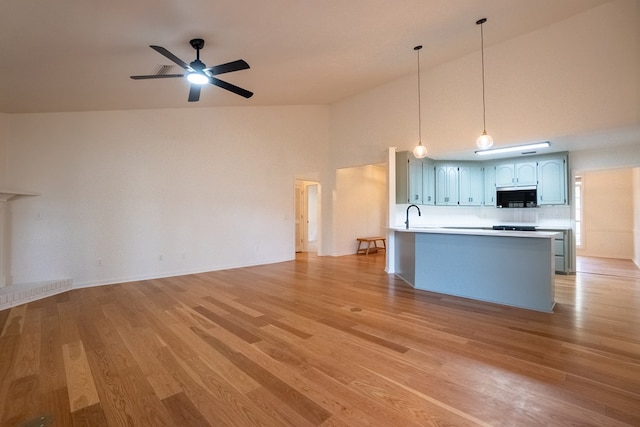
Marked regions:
[205,59,250,76]
[210,77,254,98]
[188,85,201,102]
[130,74,185,80]
[150,45,190,70]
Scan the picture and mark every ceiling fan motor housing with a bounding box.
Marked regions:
[190,59,206,72]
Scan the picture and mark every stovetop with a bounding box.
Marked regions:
[492,225,537,232]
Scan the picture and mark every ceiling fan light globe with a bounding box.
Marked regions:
[413,143,428,159]
[476,132,494,150]
[187,72,209,85]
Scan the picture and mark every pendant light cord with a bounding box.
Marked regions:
[478,19,487,133]
[415,45,422,144]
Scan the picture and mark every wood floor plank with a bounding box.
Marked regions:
[0,254,639,425]
[12,307,42,380]
[154,345,266,426]
[39,387,72,427]
[0,308,10,336]
[62,341,100,412]
[70,402,109,427]
[39,315,66,393]
[161,391,211,427]
[191,325,333,425]
[192,304,262,343]
[1,373,40,426]
[1,305,27,337]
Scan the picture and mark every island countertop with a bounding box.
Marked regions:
[391,226,560,239]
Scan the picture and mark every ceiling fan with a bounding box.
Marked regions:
[130,38,253,102]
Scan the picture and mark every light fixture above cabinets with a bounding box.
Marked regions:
[475,18,493,151]
[412,45,428,159]
[475,141,551,156]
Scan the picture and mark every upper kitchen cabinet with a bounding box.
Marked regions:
[396,151,421,204]
[495,161,537,187]
[458,165,483,206]
[537,156,568,205]
[395,151,568,207]
[396,151,434,205]
[435,164,459,206]
[483,165,496,206]
[422,160,435,205]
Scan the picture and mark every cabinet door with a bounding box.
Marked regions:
[435,166,449,205]
[515,161,537,186]
[435,166,458,205]
[495,163,515,187]
[459,166,483,205]
[483,166,496,206]
[446,167,459,205]
[408,158,423,204]
[538,158,567,205]
[422,161,435,205]
[395,152,410,203]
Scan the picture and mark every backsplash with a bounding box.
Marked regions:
[394,204,572,228]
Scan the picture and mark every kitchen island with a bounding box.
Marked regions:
[391,227,558,312]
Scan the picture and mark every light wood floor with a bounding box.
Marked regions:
[1,253,639,426]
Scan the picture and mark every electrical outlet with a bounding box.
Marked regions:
[97,259,102,266]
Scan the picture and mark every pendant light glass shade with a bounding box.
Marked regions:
[476,131,493,150]
[413,142,427,158]
[412,45,428,158]
[476,18,493,150]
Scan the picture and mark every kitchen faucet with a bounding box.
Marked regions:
[405,204,421,229]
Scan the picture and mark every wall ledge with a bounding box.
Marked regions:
[0,279,72,311]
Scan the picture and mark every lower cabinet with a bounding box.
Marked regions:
[538,228,571,274]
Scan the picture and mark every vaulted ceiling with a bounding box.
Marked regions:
[1,0,615,114]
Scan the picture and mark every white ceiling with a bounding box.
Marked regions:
[1,0,612,114]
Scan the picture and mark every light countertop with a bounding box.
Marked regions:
[390,226,560,239]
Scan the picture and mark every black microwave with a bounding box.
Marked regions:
[496,187,538,208]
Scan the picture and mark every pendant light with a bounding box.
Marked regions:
[476,18,493,150]
[412,45,428,159]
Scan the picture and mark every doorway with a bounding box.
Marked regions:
[295,180,320,253]
[573,166,640,273]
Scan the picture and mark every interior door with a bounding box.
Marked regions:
[295,182,305,252]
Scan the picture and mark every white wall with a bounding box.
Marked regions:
[333,164,387,255]
[633,168,640,268]
[330,0,639,161]
[576,168,634,259]
[6,106,330,286]
[0,114,7,188]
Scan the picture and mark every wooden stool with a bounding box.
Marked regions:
[356,237,386,255]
